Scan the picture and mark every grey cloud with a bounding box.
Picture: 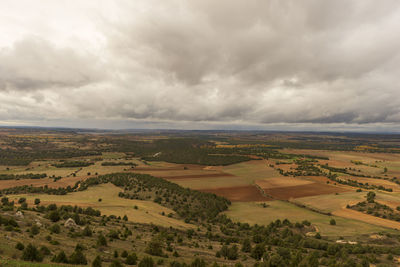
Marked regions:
[1,0,400,130]
[0,37,104,91]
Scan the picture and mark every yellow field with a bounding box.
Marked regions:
[7,183,193,230]
[225,201,397,237]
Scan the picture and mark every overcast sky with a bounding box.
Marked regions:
[0,1,400,131]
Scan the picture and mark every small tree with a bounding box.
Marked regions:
[15,242,25,250]
[48,210,60,222]
[139,256,155,267]
[367,191,376,203]
[330,219,336,225]
[22,244,43,262]
[69,250,88,265]
[92,255,102,267]
[125,253,138,265]
[52,250,68,263]
[34,198,41,205]
[145,237,163,256]
[241,238,251,252]
[97,233,107,247]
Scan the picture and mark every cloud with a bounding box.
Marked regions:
[0,0,400,130]
[0,36,104,91]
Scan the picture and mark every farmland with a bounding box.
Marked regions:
[1,129,400,266]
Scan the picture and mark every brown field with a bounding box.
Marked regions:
[260,182,348,200]
[200,185,271,202]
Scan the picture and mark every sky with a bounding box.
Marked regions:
[0,1,400,132]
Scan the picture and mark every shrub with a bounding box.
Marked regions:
[139,257,155,267]
[49,224,61,234]
[92,255,102,267]
[110,259,123,267]
[15,242,25,250]
[330,219,336,225]
[145,238,163,256]
[69,250,88,265]
[22,244,43,262]
[126,253,138,265]
[48,210,60,222]
[97,233,107,246]
[52,250,68,263]
[30,225,40,235]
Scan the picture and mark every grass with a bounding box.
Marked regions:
[224,201,396,237]
[7,183,193,230]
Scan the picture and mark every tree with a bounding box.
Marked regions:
[30,225,40,235]
[48,210,60,222]
[92,255,102,267]
[49,224,61,234]
[82,225,92,236]
[251,244,265,260]
[126,253,138,265]
[241,238,252,252]
[191,258,206,267]
[330,219,336,225]
[227,245,239,260]
[97,233,107,247]
[15,242,25,250]
[52,250,68,263]
[34,198,41,205]
[367,191,376,203]
[145,237,163,256]
[22,244,43,262]
[110,259,123,267]
[139,256,155,267]
[69,250,87,265]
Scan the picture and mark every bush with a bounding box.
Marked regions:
[40,246,51,256]
[49,224,61,234]
[145,238,163,256]
[52,250,68,263]
[30,225,40,235]
[15,242,25,250]
[110,259,123,267]
[48,210,60,222]
[191,258,206,267]
[330,219,336,225]
[82,225,92,237]
[92,255,102,267]
[22,244,43,262]
[69,250,88,265]
[126,253,138,265]
[139,256,155,267]
[97,233,107,247]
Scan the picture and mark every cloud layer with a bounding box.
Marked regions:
[0,0,400,130]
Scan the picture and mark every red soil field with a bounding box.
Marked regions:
[261,183,348,200]
[200,185,272,202]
